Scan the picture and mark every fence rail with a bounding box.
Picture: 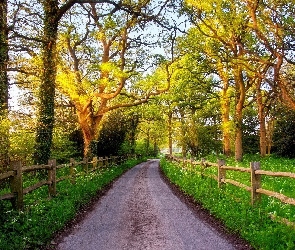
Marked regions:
[166,155,295,206]
[0,155,135,210]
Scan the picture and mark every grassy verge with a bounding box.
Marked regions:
[161,156,295,250]
[0,158,144,249]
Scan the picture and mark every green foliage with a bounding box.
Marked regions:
[9,130,34,164]
[242,107,259,154]
[0,158,143,249]
[69,129,84,158]
[161,159,295,250]
[272,109,295,158]
[8,120,80,165]
[135,139,157,157]
[51,128,80,163]
[0,116,9,170]
[94,110,139,157]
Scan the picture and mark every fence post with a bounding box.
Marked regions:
[83,157,88,174]
[201,158,206,178]
[70,158,76,184]
[110,156,114,166]
[10,161,23,210]
[218,159,226,188]
[105,156,109,167]
[92,157,98,170]
[251,162,261,205]
[97,157,103,168]
[182,157,186,168]
[190,157,193,171]
[48,159,57,197]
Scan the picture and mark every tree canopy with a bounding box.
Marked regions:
[1,0,295,169]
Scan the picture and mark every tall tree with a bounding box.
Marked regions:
[0,0,7,111]
[184,0,263,161]
[246,0,295,109]
[33,0,174,162]
[56,2,173,157]
[33,0,60,164]
[33,0,116,163]
[0,0,8,170]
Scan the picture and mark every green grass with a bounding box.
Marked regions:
[0,158,144,250]
[161,155,295,250]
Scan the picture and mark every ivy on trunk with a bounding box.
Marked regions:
[0,0,9,170]
[33,0,59,164]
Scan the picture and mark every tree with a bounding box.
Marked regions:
[135,101,167,157]
[0,0,8,112]
[0,0,8,171]
[56,2,173,157]
[33,0,60,164]
[7,0,179,163]
[183,0,273,160]
[244,0,295,107]
[15,0,171,163]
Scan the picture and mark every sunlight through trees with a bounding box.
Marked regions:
[1,0,295,169]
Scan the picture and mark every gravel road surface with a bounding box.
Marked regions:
[57,160,237,250]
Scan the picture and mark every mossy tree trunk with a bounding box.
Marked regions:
[33,0,59,164]
[0,0,9,171]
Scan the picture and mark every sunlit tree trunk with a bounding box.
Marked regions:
[266,118,275,155]
[220,82,231,157]
[257,83,267,157]
[217,62,232,157]
[76,102,103,158]
[180,110,187,158]
[0,0,9,171]
[33,0,59,164]
[234,67,245,162]
[167,111,173,155]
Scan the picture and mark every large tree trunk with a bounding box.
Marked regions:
[257,85,267,157]
[234,68,245,162]
[0,0,8,110]
[0,0,9,171]
[266,118,275,155]
[221,84,231,157]
[33,0,59,164]
[217,62,232,157]
[235,107,243,162]
[77,102,103,158]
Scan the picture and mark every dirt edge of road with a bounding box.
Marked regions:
[43,173,126,250]
[159,166,254,250]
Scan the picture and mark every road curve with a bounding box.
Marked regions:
[57,160,236,250]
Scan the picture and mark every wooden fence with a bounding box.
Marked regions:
[0,155,135,210]
[166,155,295,207]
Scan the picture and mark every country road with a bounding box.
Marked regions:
[56,160,240,250]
